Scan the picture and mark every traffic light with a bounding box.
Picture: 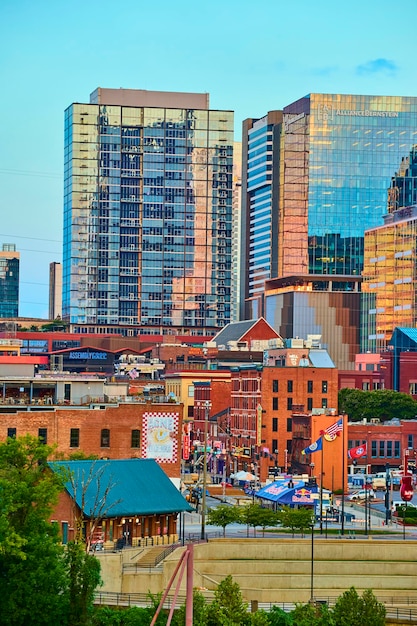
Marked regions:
[400,474,414,502]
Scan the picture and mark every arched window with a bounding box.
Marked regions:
[101,429,110,447]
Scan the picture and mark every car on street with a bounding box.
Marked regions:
[348,489,375,501]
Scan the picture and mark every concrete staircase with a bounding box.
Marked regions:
[134,545,176,568]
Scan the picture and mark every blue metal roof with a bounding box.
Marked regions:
[391,328,417,348]
[308,350,335,368]
[49,458,193,517]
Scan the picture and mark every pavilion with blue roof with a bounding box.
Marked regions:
[49,458,193,549]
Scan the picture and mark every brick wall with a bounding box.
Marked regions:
[0,402,183,478]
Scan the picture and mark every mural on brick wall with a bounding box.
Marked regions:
[142,411,179,463]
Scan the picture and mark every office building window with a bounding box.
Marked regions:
[101,429,110,447]
[272,439,278,455]
[38,428,47,444]
[322,381,328,393]
[287,380,293,393]
[287,418,292,432]
[394,441,400,458]
[408,434,414,449]
[307,380,313,393]
[287,398,293,410]
[272,418,278,432]
[307,398,313,411]
[70,428,80,448]
[272,380,279,393]
[379,441,384,457]
[410,383,417,395]
[131,429,140,448]
[7,427,16,439]
[321,398,328,409]
[386,441,392,458]
[371,441,377,458]
[286,440,292,454]
[272,397,278,411]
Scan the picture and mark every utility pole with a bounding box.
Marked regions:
[200,400,211,540]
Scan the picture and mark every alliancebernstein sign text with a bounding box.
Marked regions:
[336,109,399,118]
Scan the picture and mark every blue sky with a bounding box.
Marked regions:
[0,0,416,318]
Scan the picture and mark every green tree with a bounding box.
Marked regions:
[339,387,417,422]
[290,602,334,626]
[0,435,69,625]
[240,503,275,538]
[206,575,250,626]
[172,588,208,626]
[332,587,385,626]
[249,610,270,625]
[267,606,293,625]
[207,504,241,537]
[91,606,122,625]
[256,507,280,537]
[277,506,315,537]
[65,541,102,626]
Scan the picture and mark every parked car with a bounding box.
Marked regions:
[348,489,375,501]
[392,501,417,513]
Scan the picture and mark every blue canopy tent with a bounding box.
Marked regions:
[255,479,319,507]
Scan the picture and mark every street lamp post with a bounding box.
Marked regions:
[200,400,211,540]
[385,463,392,526]
[274,449,279,477]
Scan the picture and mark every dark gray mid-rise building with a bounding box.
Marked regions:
[0,244,19,318]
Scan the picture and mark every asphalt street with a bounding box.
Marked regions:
[181,493,417,541]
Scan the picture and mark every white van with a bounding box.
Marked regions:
[372,474,386,490]
[392,501,417,512]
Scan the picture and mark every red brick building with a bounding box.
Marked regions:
[0,402,183,479]
[347,418,417,473]
[227,345,339,482]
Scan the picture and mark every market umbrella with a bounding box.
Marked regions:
[233,470,257,481]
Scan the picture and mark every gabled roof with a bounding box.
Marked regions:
[390,328,417,349]
[213,318,279,348]
[49,459,193,517]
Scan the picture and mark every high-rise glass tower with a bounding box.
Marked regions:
[241,112,282,319]
[241,94,417,367]
[362,145,417,351]
[63,88,233,334]
[278,94,417,281]
[0,244,19,318]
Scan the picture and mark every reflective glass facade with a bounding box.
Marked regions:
[63,96,233,329]
[241,112,282,318]
[362,206,417,351]
[0,244,19,318]
[279,94,417,278]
